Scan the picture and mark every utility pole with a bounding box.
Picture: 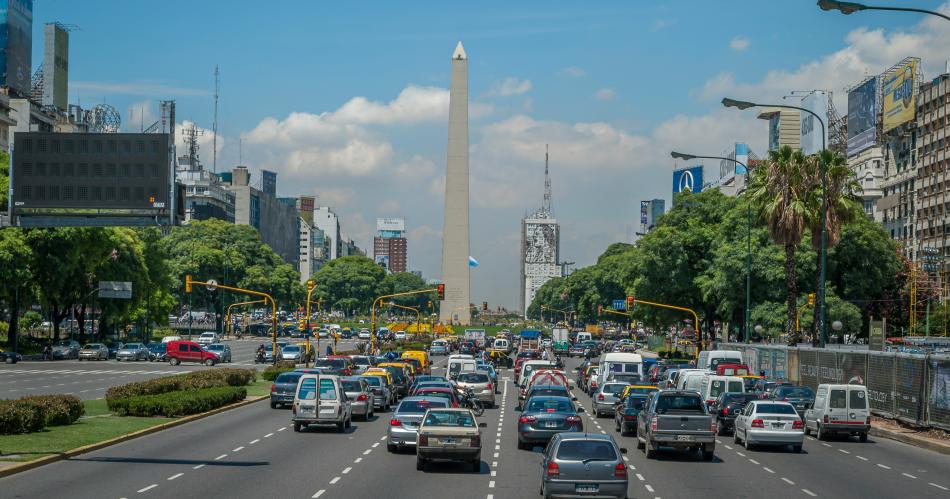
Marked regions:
[212,65,219,173]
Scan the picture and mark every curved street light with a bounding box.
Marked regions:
[818,1,950,22]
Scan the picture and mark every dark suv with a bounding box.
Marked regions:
[712,393,757,435]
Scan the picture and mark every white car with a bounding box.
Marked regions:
[280,344,303,363]
[197,332,218,345]
[358,329,372,340]
[733,400,804,452]
[394,331,407,340]
[541,338,553,348]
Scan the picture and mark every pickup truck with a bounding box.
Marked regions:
[636,390,716,461]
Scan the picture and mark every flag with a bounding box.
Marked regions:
[469,256,479,268]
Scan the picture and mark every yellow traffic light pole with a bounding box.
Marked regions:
[371,288,438,354]
[383,300,422,337]
[628,297,703,353]
[225,299,266,336]
[186,275,279,362]
[541,305,571,323]
[304,279,318,367]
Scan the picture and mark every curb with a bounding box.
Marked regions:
[870,426,950,455]
[0,395,268,478]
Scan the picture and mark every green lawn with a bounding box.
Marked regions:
[245,379,272,398]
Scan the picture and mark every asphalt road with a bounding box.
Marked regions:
[0,339,364,400]
[2,355,949,498]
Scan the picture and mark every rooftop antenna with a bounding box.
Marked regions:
[542,144,552,215]
[212,65,219,173]
[239,136,244,165]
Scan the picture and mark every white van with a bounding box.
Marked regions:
[803,384,870,442]
[697,350,744,372]
[575,332,593,344]
[447,358,477,380]
[292,374,352,433]
[678,371,707,393]
[491,338,510,352]
[597,352,643,388]
[700,375,746,405]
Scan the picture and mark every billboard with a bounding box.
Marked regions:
[882,59,918,132]
[42,23,68,109]
[377,217,405,232]
[847,77,879,156]
[374,254,390,269]
[11,133,174,226]
[0,0,32,96]
[672,165,703,195]
[639,201,648,224]
[800,91,829,155]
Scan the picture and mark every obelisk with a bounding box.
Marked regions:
[440,41,471,325]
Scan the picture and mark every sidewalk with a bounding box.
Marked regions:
[871,416,950,455]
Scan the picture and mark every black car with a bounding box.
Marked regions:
[614,393,649,436]
[105,341,124,359]
[459,343,475,355]
[271,371,304,408]
[146,343,167,362]
[770,385,815,416]
[712,392,758,435]
[0,350,22,364]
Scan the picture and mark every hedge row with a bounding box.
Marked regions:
[0,394,85,435]
[110,386,247,417]
[261,362,297,381]
[105,368,255,410]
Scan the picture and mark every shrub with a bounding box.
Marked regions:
[105,369,256,410]
[262,363,296,381]
[0,400,46,434]
[114,387,247,417]
[186,368,256,387]
[19,394,84,426]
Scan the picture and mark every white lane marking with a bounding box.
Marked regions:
[781,477,795,485]
[491,470,497,477]
[623,455,629,462]
[312,490,326,498]
[628,465,636,470]
[600,430,607,434]
[232,446,244,452]
[354,458,363,463]
[372,442,380,448]
[492,461,497,467]
[277,427,286,432]
[645,485,655,493]
[137,484,158,493]
[716,439,722,444]
[264,433,274,438]
[821,443,831,447]
[494,452,499,458]
[807,436,816,441]
[802,489,817,497]
[363,449,372,455]
[495,445,500,450]
[489,481,496,488]
[736,452,746,457]
[329,476,340,485]
[380,435,387,441]
[193,464,205,470]
[838,449,850,454]
[902,473,917,479]
[342,467,352,474]
[929,483,948,491]
[249,439,260,445]
[724,445,733,450]
[487,495,493,499]
[749,459,760,465]
[856,455,868,461]
[167,473,183,481]
[877,463,891,469]
[214,454,227,460]
[763,467,774,474]
[636,473,645,481]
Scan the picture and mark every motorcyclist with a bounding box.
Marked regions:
[42,343,52,361]
[256,344,266,363]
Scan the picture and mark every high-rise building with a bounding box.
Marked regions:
[439,41,471,325]
[374,217,408,272]
[299,217,330,284]
[41,22,67,110]
[758,107,801,151]
[313,206,342,260]
[0,0,32,98]
[261,170,277,197]
[915,72,950,264]
[521,147,561,317]
[226,166,299,269]
[639,199,665,233]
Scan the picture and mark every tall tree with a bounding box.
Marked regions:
[313,256,386,316]
[0,229,32,351]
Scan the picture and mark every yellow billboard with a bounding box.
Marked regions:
[882,59,918,132]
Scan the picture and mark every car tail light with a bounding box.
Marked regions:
[624,414,636,421]
[487,382,493,392]
[722,407,729,415]
[519,415,537,424]
[711,419,718,433]
[418,434,428,446]
[270,384,276,393]
[614,462,627,478]
[866,416,871,425]
[650,415,658,431]
[389,418,402,426]
[823,415,829,424]
[597,394,605,401]
[751,419,764,428]
[357,394,367,401]
[793,420,804,430]
[566,415,582,423]
[546,461,560,477]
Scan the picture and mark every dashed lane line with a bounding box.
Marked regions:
[232,446,244,452]
[167,473,183,481]
[855,455,868,461]
[329,476,341,485]
[249,439,260,445]
[902,473,917,479]
[354,457,362,463]
[837,449,850,454]
[749,459,760,465]
[312,490,326,498]
[137,484,158,493]
[802,489,817,497]
[193,464,205,470]
[781,478,795,485]
[645,484,655,493]
[636,473,645,481]
[264,433,274,438]
[930,483,949,491]
[876,463,891,470]
[763,467,775,474]
[214,454,227,460]
[342,467,352,474]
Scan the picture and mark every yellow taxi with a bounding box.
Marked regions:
[362,368,394,387]
[739,374,765,393]
[401,350,431,375]
[620,385,660,399]
[378,362,415,383]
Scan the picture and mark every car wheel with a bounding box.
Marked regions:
[270,402,277,409]
[702,449,714,461]
[293,422,301,432]
[416,456,426,471]
[803,424,811,436]
[169,357,180,366]
[204,358,215,366]
[743,436,753,451]
[816,424,827,441]
[733,431,741,444]
[387,443,397,453]
[337,421,345,433]
[615,420,621,432]
[78,358,83,362]
[645,440,657,459]
[636,437,645,450]
[859,432,868,443]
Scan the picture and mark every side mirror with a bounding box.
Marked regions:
[572,396,578,401]
[479,422,488,428]
[576,406,586,413]
[620,447,628,454]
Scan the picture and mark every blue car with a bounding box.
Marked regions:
[429,340,449,356]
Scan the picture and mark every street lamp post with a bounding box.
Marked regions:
[818,1,950,22]
[672,151,752,342]
[722,97,829,347]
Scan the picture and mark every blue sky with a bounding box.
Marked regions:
[33,0,950,308]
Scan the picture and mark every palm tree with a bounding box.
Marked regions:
[748,146,814,345]
[807,150,863,343]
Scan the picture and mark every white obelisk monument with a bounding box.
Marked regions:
[440,41,471,325]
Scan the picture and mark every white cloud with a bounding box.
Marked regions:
[377,199,401,212]
[594,88,616,101]
[329,85,451,125]
[175,120,224,164]
[730,36,750,52]
[125,100,157,132]
[560,66,586,78]
[490,77,533,97]
[396,155,437,177]
[315,187,355,208]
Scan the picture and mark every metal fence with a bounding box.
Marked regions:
[721,343,950,431]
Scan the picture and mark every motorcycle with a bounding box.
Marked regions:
[457,386,484,417]
[254,350,266,364]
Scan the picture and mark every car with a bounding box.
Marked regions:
[517,396,584,450]
[619,385,659,399]
[414,386,460,407]
[165,340,218,366]
[78,343,109,361]
[614,393,649,436]
[539,433,629,499]
[52,340,81,360]
[280,344,304,363]
[410,375,448,393]
[753,378,790,399]
[0,350,22,364]
[196,332,218,345]
[712,392,758,435]
[204,343,232,363]
[387,396,450,452]
[349,355,376,374]
[637,390,716,460]
[146,343,167,362]
[341,376,375,421]
[292,374,352,433]
[605,372,642,385]
[521,384,573,410]
[592,382,631,417]
[402,350,431,375]
[360,374,394,411]
[402,357,425,376]
[410,381,454,397]
[733,400,805,452]
[115,343,149,361]
[357,329,372,340]
[770,385,815,416]
[476,363,498,391]
[271,371,303,409]
[803,384,870,442]
[429,339,449,355]
[454,371,496,408]
[416,408,486,471]
[104,341,124,359]
[567,344,587,357]
[394,330,407,341]
[313,356,355,375]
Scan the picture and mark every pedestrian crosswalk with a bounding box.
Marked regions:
[0,368,202,376]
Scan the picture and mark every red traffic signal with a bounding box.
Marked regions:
[626,296,635,307]
[437,284,445,301]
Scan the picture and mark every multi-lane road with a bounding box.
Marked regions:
[2,354,949,498]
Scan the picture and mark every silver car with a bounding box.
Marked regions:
[539,433,629,499]
[733,400,805,452]
[387,396,449,452]
[280,344,303,363]
[205,343,232,363]
[592,382,631,417]
[115,343,149,361]
[341,377,374,421]
[454,371,496,408]
[78,343,108,361]
[360,374,393,411]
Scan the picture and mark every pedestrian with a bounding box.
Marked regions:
[326,344,333,356]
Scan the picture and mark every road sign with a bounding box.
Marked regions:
[612,299,626,311]
[99,281,132,299]
[205,279,218,292]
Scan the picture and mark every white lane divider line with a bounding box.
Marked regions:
[736,452,746,457]
[762,467,775,474]
[855,455,868,461]
[645,484,655,493]
[902,473,917,479]
[372,442,380,448]
[623,455,629,462]
[838,449,850,454]
[193,464,205,470]
[724,445,733,450]
[802,489,817,497]
[264,433,274,438]
[781,477,795,485]
[137,484,158,493]
[821,443,831,447]
[494,452,499,458]
[363,449,372,455]
[354,457,363,463]
[277,427,286,432]
[876,463,891,470]
[342,467,352,474]
[715,439,722,444]
[329,476,341,485]
[380,435,387,441]
[167,473,183,481]
[929,483,949,491]
[748,459,759,465]
[312,490,326,498]
[491,470,497,477]
[249,439,260,445]
[214,454,227,460]
[232,446,244,452]
[636,473,645,481]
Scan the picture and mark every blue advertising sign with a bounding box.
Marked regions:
[612,300,626,311]
[847,77,878,157]
[672,165,703,195]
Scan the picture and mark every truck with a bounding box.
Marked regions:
[636,390,716,461]
[463,329,486,347]
[519,329,541,351]
[552,327,570,356]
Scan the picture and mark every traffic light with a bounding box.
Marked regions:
[483,301,488,311]
[185,274,192,294]
[307,279,315,292]
[627,296,635,308]
[437,284,445,301]
[807,293,816,307]
[597,305,603,315]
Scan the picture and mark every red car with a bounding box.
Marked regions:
[165,340,218,366]
[413,387,460,407]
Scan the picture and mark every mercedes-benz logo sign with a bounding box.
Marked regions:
[678,170,695,192]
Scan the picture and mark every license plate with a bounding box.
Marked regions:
[772,423,784,429]
[575,484,599,493]
[440,437,457,445]
[545,421,559,428]
[676,435,693,441]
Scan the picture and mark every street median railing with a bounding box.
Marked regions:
[721,343,950,431]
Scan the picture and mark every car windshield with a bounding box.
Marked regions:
[275,373,303,385]
[82,344,102,349]
[526,398,572,413]
[315,358,346,369]
[361,376,382,386]
[755,403,798,415]
[283,346,301,352]
[56,341,73,347]
[724,393,756,404]
[457,373,489,383]
[624,395,647,408]
[351,356,373,365]
[124,343,142,349]
[423,411,475,427]
[556,440,617,461]
[418,390,452,401]
[207,344,224,351]
[655,395,704,413]
[531,387,568,397]
[776,386,814,398]
[398,400,447,413]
